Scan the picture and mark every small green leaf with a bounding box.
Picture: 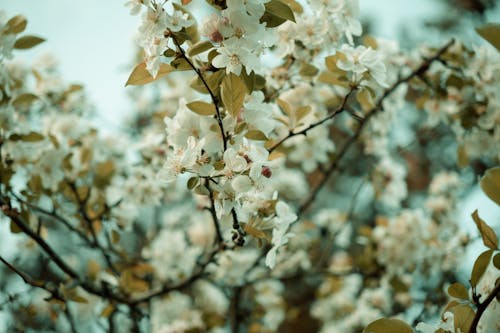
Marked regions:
[14,35,45,49]
[5,15,27,34]
[125,62,174,86]
[317,71,350,87]
[280,0,303,13]
[296,105,312,122]
[9,132,44,142]
[260,0,295,28]
[363,318,413,333]
[187,176,199,190]
[447,282,469,300]
[471,249,494,287]
[480,166,500,205]
[186,101,216,116]
[188,40,213,57]
[171,57,192,71]
[12,93,39,109]
[325,52,347,72]
[476,23,500,51]
[299,62,319,77]
[357,88,374,111]
[276,98,293,117]
[194,184,210,196]
[472,210,498,249]
[245,130,267,141]
[221,73,247,118]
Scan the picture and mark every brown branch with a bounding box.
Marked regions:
[299,38,456,215]
[1,202,80,280]
[0,255,64,302]
[268,87,355,153]
[206,179,223,245]
[170,33,227,151]
[10,191,91,246]
[128,246,220,305]
[66,181,120,276]
[230,286,243,333]
[470,282,500,333]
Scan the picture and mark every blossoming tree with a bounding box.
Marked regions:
[0,1,499,332]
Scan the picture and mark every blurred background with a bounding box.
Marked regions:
[2,0,499,127]
[2,0,499,276]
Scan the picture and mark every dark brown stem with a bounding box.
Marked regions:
[0,255,64,302]
[230,286,243,333]
[206,179,223,245]
[470,282,500,333]
[171,33,227,151]
[268,87,355,153]
[66,182,119,275]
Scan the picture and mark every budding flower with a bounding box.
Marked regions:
[261,165,272,178]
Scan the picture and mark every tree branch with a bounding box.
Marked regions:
[299,38,456,215]
[170,33,227,151]
[470,282,500,333]
[268,87,355,153]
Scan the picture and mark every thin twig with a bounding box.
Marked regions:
[170,33,227,150]
[470,282,500,333]
[268,87,355,153]
[298,39,455,215]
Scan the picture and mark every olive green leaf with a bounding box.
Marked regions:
[188,40,213,57]
[447,282,469,300]
[480,166,500,205]
[472,210,498,250]
[221,73,247,118]
[5,15,27,34]
[125,62,174,86]
[470,249,494,287]
[476,23,500,51]
[186,101,216,116]
[363,318,413,333]
[260,0,296,28]
[14,35,45,49]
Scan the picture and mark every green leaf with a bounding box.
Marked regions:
[325,52,347,72]
[480,166,500,205]
[260,0,296,28]
[187,176,199,190]
[471,249,494,287]
[452,304,475,333]
[13,35,45,49]
[299,62,319,77]
[472,210,498,249]
[188,40,213,57]
[318,71,350,87]
[494,253,500,269]
[280,0,303,13]
[447,282,469,300]
[171,57,192,71]
[221,73,247,118]
[125,62,174,86]
[245,130,267,141]
[296,105,312,122]
[12,93,39,109]
[194,184,210,196]
[5,15,27,34]
[476,23,500,51]
[357,88,375,111]
[9,132,44,142]
[186,101,216,116]
[363,318,413,333]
